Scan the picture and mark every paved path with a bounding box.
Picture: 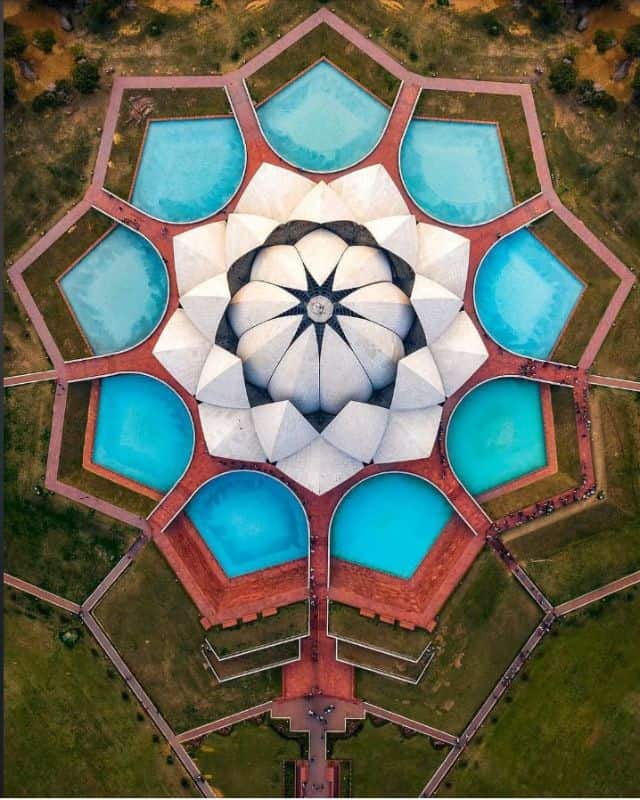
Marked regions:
[82,533,149,612]
[555,570,640,616]
[82,612,214,797]
[362,704,458,746]
[588,375,640,392]
[175,703,274,743]
[4,369,58,387]
[4,573,81,614]
[487,536,554,613]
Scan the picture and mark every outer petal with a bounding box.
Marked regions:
[330,164,409,223]
[365,215,418,268]
[430,311,489,396]
[180,272,230,342]
[173,221,226,296]
[391,347,445,410]
[411,274,462,344]
[415,222,470,300]
[235,164,315,221]
[195,346,249,409]
[225,213,279,267]
[288,181,353,223]
[252,400,318,462]
[374,406,442,464]
[322,401,388,463]
[152,309,210,394]
[198,404,266,461]
[277,437,362,495]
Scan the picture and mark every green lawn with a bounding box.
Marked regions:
[532,213,620,366]
[58,380,156,518]
[3,588,195,797]
[205,640,299,681]
[329,717,449,798]
[338,641,433,682]
[207,601,308,657]
[509,387,640,604]
[593,285,640,381]
[3,282,51,376]
[95,543,282,732]
[105,88,231,199]
[22,209,112,361]
[482,385,582,519]
[329,601,431,660]
[191,718,304,797]
[246,23,400,106]
[356,551,541,734]
[4,382,137,603]
[414,90,539,204]
[438,588,640,796]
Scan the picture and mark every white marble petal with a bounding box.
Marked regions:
[198,404,266,462]
[430,311,489,396]
[319,326,372,414]
[322,401,389,463]
[391,347,445,410]
[373,406,442,464]
[276,437,362,495]
[295,229,347,286]
[152,309,211,394]
[180,272,230,342]
[337,316,403,389]
[415,223,470,299]
[252,400,318,462]
[195,346,249,408]
[332,246,392,291]
[236,315,302,388]
[340,282,414,339]
[227,281,299,337]
[235,164,315,221]
[411,274,463,344]
[330,164,410,223]
[268,325,320,414]
[365,215,418,268]
[173,221,227,296]
[288,181,354,223]
[250,245,307,290]
[225,213,279,267]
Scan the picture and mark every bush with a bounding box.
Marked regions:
[481,12,504,36]
[4,60,17,107]
[576,78,618,112]
[622,24,640,57]
[72,59,100,94]
[240,29,259,49]
[31,79,74,112]
[33,29,56,54]
[549,59,577,94]
[87,0,126,34]
[533,0,566,33]
[593,29,616,53]
[4,30,27,59]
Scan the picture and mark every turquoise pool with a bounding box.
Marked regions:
[400,119,513,225]
[185,471,308,578]
[131,117,245,222]
[92,374,194,493]
[475,228,583,359]
[257,60,389,172]
[59,225,168,355]
[331,473,453,579]
[447,378,547,497]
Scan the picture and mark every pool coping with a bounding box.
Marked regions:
[246,56,403,175]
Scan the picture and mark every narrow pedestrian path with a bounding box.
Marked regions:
[82,533,149,612]
[588,374,640,392]
[555,569,640,616]
[4,573,81,615]
[175,703,274,744]
[4,369,58,387]
[362,704,458,746]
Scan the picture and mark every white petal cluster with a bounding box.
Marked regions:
[153,164,488,495]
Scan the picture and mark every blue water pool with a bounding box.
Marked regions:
[447,378,547,497]
[475,228,583,359]
[257,60,390,172]
[331,473,453,579]
[130,117,245,222]
[93,374,194,493]
[400,119,513,225]
[186,471,308,578]
[59,225,168,355]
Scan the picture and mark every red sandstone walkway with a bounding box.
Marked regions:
[4,369,58,387]
[588,374,640,392]
[175,703,274,743]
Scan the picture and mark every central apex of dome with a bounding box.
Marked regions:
[306,295,334,323]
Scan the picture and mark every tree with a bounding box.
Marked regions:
[481,12,504,36]
[593,29,616,54]
[622,24,640,58]
[549,60,577,94]
[533,0,566,33]
[72,59,100,94]
[576,78,617,112]
[33,29,56,54]
[4,60,17,107]
[4,30,27,59]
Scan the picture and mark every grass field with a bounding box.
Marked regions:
[4,282,51,376]
[3,588,195,797]
[593,286,640,380]
[508,387,640,604]
[205,640,299,681]
[338,641,433,682]
[4,382,137,603]
[208,602,308,657]
[439,588,640,796]
[22,209,112,361]
[58,380,156,518]
[329,717,449,798]
[96,543,282,732]
[532,213,620,366]
[191,718,304,797]
[356,551,541,734]
[105,88,231,199]
[329,602,431,660]
[415,90,539,204]
[246,23,400,106]
[481,385,582,519]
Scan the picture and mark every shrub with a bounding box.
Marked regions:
[533,0,566,33]
[576,78,618,112]
[481,12,504,36]
[549,59,577,94]
[31,79,74,112]
[623,24,640,57]
[390,28,409,50]
[240,28,259,49]
[72,59,100,94]
[145,12,168,37]
[4,60,17,107]
[4,30,27,59]
[593,29,616,53]
[87,0,126,34]
[33,29,56,53]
